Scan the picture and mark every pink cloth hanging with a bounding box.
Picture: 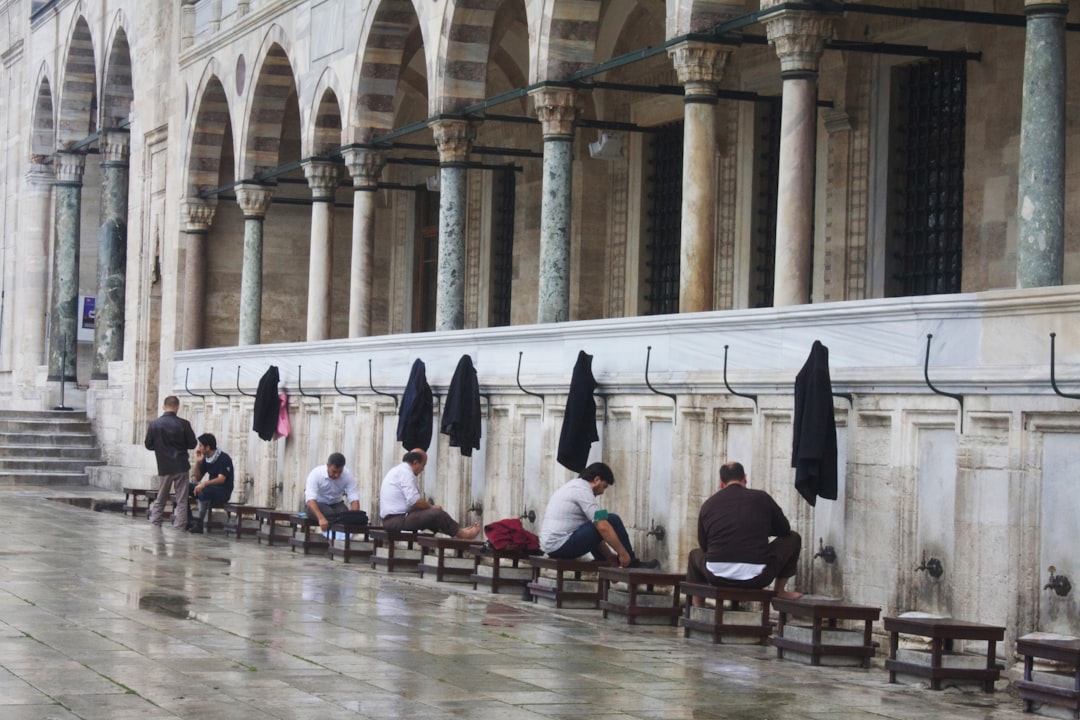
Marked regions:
[273,392,291,440]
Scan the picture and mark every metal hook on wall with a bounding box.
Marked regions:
[645,345,678,424]
[723,345,758,408]
[333,361,358,400]
[208,367,230,398]
[184,368,205,399]
[1050,333,1080,400]
[832,390,854,405]
[236,366,257,397]
[367,359,399,410]
[296,365,320,398]
[923,334,964,432]
[516,351,545,408]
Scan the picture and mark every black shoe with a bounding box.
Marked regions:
[629,558,661,570]
[188,520,204,534]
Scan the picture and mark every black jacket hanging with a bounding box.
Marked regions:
[441,354,481,456]
[792,340,838,506]
[557,350,599,473]
[397,358,433,451]
[252,365,280,442]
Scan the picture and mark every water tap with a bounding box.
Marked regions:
[914,553,944,579]
[814,538,837,564]
[1045,566,1072,597]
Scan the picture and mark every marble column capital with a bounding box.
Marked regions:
[235,183,274,218]
[431,119,475,165]
[182,198,217,232]
[25,161,55,187]
[53,151,86,186]
[302,159,341,201]
[529,87,579,138]
[760,5,835,75]
[1026,0,1068,8]
[342,148,386,190]
[668,41,731,96]
[99,130,130,166]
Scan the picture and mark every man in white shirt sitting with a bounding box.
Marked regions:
[304,453,361,532]
[379,449,481,539]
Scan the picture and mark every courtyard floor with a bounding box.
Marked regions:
[0,485,1035,720]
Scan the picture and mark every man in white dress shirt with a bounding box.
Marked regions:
[304,453,361,532]
[379,449,480,539]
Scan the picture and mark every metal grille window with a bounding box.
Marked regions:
[751,99,781,309]
[887,58,966,297]
[413,188,439,332]
[645,121,684,315]
[490,166,515,327]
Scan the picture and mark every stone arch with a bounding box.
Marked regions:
[434,0,508,114]
[101,15,133,129]
[308,68,343,156]
[350,0,426,142]
[534,0,601,82]
[57,14,98,147]
[186,67,233,198]
[667,0,743,37]
[241,29,298,179]
[30,69,55,162]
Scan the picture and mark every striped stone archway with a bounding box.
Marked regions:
[57,16,97,148]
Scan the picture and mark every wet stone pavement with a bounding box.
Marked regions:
[1,487,1031,720]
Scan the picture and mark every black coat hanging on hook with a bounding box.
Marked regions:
[252,365,280,442]
[441,354,481,456]
[398,359,433,451]
[557,350,599,473]
[792,341,838,506]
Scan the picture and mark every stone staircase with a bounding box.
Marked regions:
[0,410,104,485]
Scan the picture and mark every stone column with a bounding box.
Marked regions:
[669,42,730,313]
[1016,0,1068,289]
[761,3,834,307]
[92,130,130,379]
[180,198,216,350]
[530,87,579,324]
[48,151,86,381]
[14,161,55,384]
[235,183,274,346]
[302,160,341,342]
[342,148,386,337]
[431,119,475,331]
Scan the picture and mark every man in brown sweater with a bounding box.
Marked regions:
[687,461,802,600]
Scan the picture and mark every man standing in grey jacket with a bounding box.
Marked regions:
[145,395,198,530]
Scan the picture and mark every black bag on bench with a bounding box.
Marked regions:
[328,509,369,527]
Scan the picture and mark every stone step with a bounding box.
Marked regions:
[0,458,105,473]
[0,444,102,459]
[0,419,94,435]
[0,470,89,486]
[0,431,96,447]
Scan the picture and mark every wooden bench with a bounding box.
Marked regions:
[369,529,428,572]
[679,583,775,645]
[526,557,608,609]
[122,488,151,517]
[468,546,533,594]
[1014,634,1080,717]
[598,567,684,625]
[883,615,1005,692]
[771,597,880,667]
[142,490,176,520]
[416,536,484,582]
[255,509,295,546]
[223,504,265,540]
[326,521,373,563]
[290,514,329,554]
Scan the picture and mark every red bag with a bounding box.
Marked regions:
[483,518,540,552]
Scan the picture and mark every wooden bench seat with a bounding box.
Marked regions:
[416,536,484,582]
[884,615,1005,693]
[598,567,684,625]
[526,557,608,609]
[1015,634,1080,717]
[223,504,265,540]
[679,583,775,644]
[326,521,373,563]
[468,546,533,594]
[771,597,880,667]
[290,514,329,554]
[122,487,150,517]
[369,529,429,572]
[254,509,295,546]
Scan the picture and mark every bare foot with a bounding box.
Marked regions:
[455,522,481,540]
[776,590,803,600]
